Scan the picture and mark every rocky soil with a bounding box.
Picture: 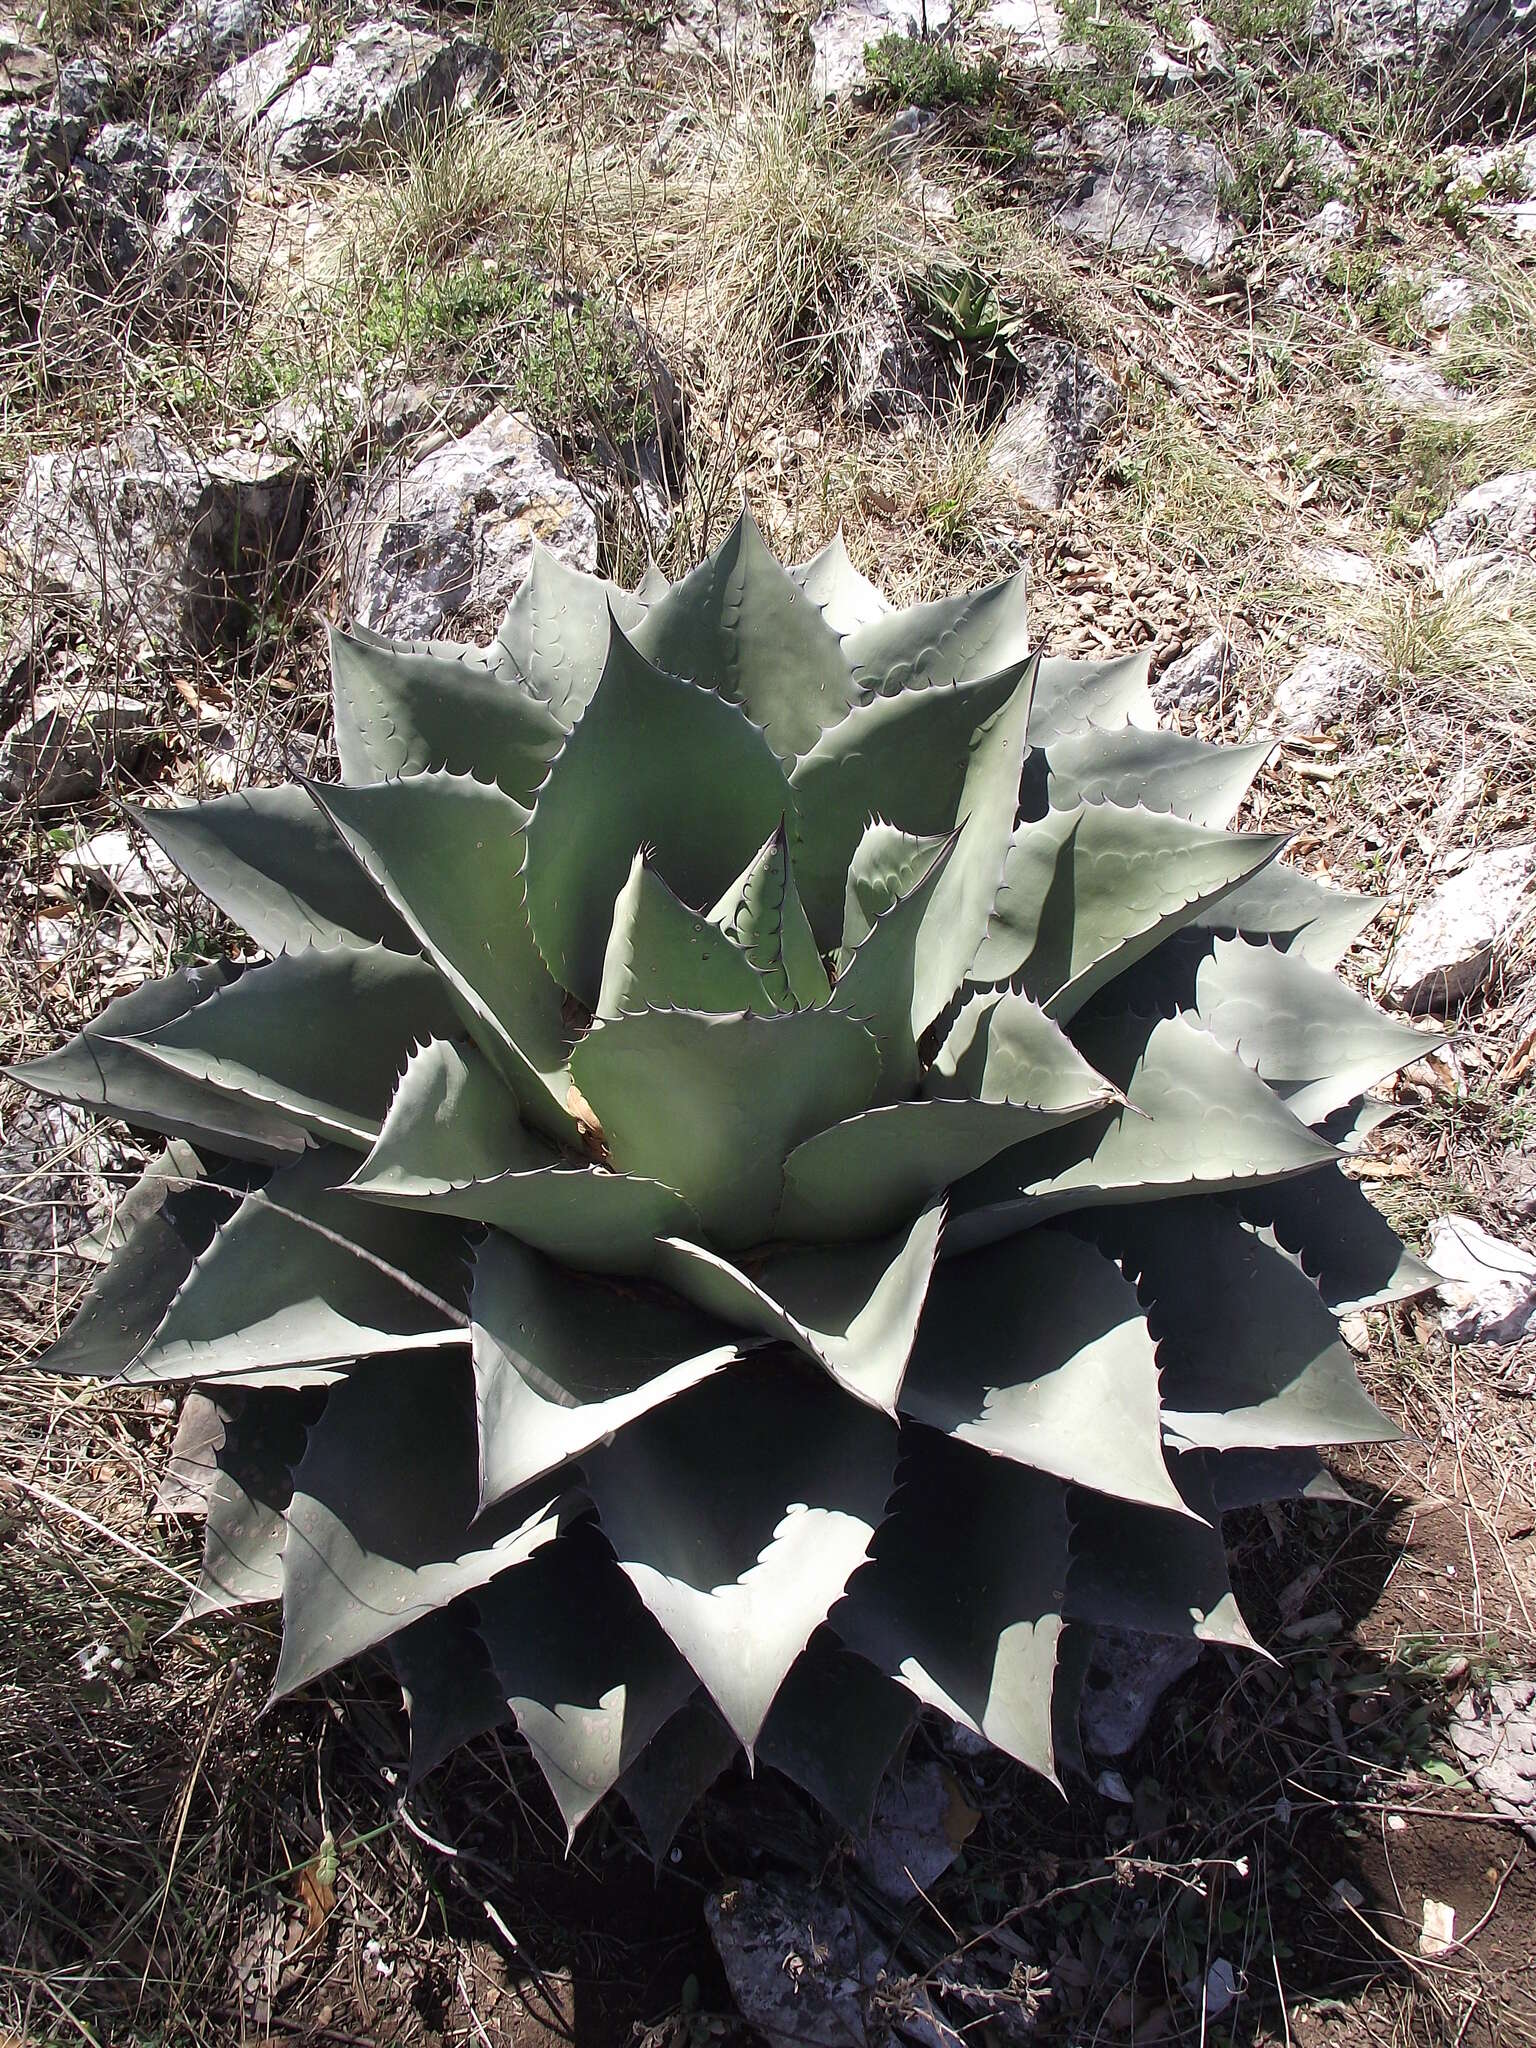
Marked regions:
[0,0,1534,2041]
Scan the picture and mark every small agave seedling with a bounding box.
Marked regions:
[14,513,1437,1850]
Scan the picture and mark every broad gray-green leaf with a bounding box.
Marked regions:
[37,1161,255,1380]
[117,944,460,1148]
[911,657,1038,1034]
[585,1357,896,1749]
[348,1038,700,1272]
[524,621,797,1004]
[632,508,859,760]
[1065,1458,1261,1652]
[273,1352,564,1697]
[1189,935,1436,1126]
[491,544,643,721]
[971,804,1287,1020]
[833,833,957,1100]
[618,1695,740,1861]
[349,1042,695,1265]
[474,1526,698,1840]
[948,1013,1338,1252]
[789,661,1031,945]
[834,1431,1069,1781]
[183,1388,317,1620]
[709,821,831,1010]
[838,821,950,962]
[1200,1446,1351,1511]
[598,851,775,1021]
[471,1230,740,1505]
[841,572,1030,696]
[571,1006,882,1250]
[1239,1168,1438,1311]
[655,1199,943,1414]
[128,788,413,953]
[329,627,563,802]
[132,1146,469,1383]
[1046,728,1272,829]
[901,1229,1186,1512]
[390,1604,509,1781]
[1028,651,1156,749]
[1100,1200,1394,1451]
[927,988,1114,1109]
[757,1632,914,1836]
[7,964,303,1162]
[306,771,577,1144]
[792,531,892,636]
[781,1081,1116,1242]
[1189,860,1380,969]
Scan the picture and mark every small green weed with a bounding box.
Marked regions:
[863,33,1001,108]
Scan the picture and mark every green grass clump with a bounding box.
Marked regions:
[863,34,1001,109]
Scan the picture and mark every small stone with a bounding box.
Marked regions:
[706,1880,886,2048]
[1419,1899,1457,1958]
[0,691,159,807]
[1295,126,1352,187]
[1152,629,1232,718]
[1421,469,1536,568]
[1306,197,1358,242]
[1375,353,1473,413]
[1269,645,1377,730]
[1294,543,1378,590]
[151,1392,225,1517]
[1426,1214,1536,1345]
[346,405,595,641]
[663,0,775,67]
[1080,1626,1202,1756]
[855,1762,979,1903]
[1095,1768,1132,1802]
[1450,1680,1536,1841]
[54,53,113,132]
[1054,120,1238,268]
[1421,275,1477,328]
[152,0,265,69]
[986,340,1120,512]
[59,825,182,901]
[1384,841,1536,1011]
[843,283,944,425]
[0,31,54,99]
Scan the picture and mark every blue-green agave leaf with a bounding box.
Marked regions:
[901,1228,1187,1513]
[838,820,950,962]
[631,508,860,761]
[1188,860,1381,968]
[524,620,797,1005]
[115,943,461,1149]
[1046,728,1273,829]
[182,1388,318,1620]
[757,1632,915,1837]
[1239,1168,1439,1312]
[128,787,414,954]
[585,1357,896,1750]
[709,820,831,1011]
[571,1006,882,1250]
[833,832,958,1101]
[791,532,892,636]
[490,544,645,721]
[1028,651,1156,749]
[655,1198,944,1414]
[471,1229,741,1506]
[598,850,777,1021]
[841,571,1030,696]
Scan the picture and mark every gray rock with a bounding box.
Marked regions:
[347,406,595,641]
[1450,1681,1536,1840]
[1315,0,1533,70]
[663,0,775,66]
[54,53,114,137]
[1384,841,1536,1012]
[1054,119,1238,268]
[1152,629,1234,717]
[1080,1627,1202,1756]
[986,339,1120,511]
[213,18,499,175]
[0,1099,115,1294]
[5,423,313,654]
[1421,275,1478,327]
[811,0,914,90]
[1427,1214,1536,1344]
[706,1880,887,2048]
[1294,543,1379,590]
[0,31,54,100]
[844,283,945,424]
[153,144,238,292]
[1270,645,1377,729]
[59,824,182,901]
[1421,469,1536,567]
[855,1762,975,1904]
[0,105,74,259]
[152,0,265,70]
[0,690,159,807]
[1374,351,1474,413]
[1296,125,1353,188]
[152,1391,225,1518]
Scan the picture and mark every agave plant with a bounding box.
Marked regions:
[13,513,1438,1850]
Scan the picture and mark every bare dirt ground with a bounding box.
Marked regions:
[1,0,1534,2040]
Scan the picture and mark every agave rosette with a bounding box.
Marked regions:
[14,513,1438,1848]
